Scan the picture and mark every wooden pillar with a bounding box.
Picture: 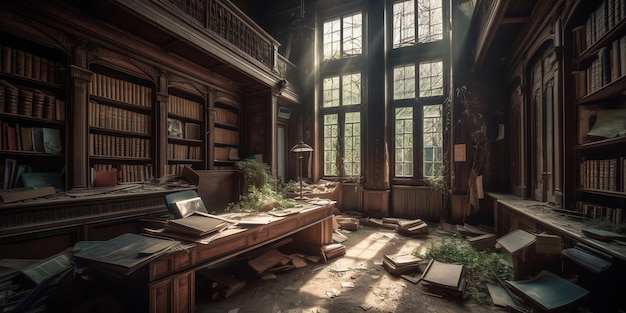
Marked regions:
[156,70,169,178]
[68,64,93,188]
[363,0,390,216]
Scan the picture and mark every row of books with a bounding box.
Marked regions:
[88,101,151,134]
[214,127,240,146]
[214,147,239,161]
[215,107,239,125]
[89,72,152,108]
[581,0,626,51]
[573,36,626,99]
[0,45,64,84]
[88,133,151,158]
[91,163,153,183]
[0,80,65,121]
[168,95,203,120]
[0,122,62,154]
[577,201,623,224]
[164,163,193,176]
[579,158,623,191]
[168,143,202,160]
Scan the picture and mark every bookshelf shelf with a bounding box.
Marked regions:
[166,89,206,175]
[578,188,626,198]
[88,65,155,185]
[0,35,68,191]
[576,19,626,63]
[575,76,626,105]
[568,0,626,220]
[89,126,152,138]
[0,150,65,157]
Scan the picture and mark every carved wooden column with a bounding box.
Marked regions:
[156,71,169,178]
[206,88,216,170]
[363,0,389,216]
[68,41,93,188]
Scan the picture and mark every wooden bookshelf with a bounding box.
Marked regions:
[166,90,205,175]
[213,101,240,168]
[568,0,626,224]
[88,66,155,185]
[0,34,68,191]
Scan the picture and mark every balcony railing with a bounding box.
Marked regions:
[472,0,502,66]
[163,0,284,75]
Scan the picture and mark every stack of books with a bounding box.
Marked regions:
[321,243,346,262]
[420,259,466,297]
[396,219,429,236]
[382,254,422,275]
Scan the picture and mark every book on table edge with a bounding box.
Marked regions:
[73,233,180,276]
[0,186,55,203]
[165,214,228,237]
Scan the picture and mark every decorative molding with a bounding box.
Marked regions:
[86,44,158,84]
[167,72,208,99]
[0,10,72,54]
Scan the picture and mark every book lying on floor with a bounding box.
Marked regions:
[420,259,466,297]
[505,270,589,312]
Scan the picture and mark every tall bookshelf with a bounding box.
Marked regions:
[88,65,154,185]
[0,33,67,191]
[166,90,205,175]
[213,101,240,169]
[568,0,626,223]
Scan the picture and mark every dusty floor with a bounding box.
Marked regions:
[195,224,501,313]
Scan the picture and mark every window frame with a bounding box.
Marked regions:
[389,57,447,184]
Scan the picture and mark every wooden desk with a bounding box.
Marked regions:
[144,202,334,313]
[487,192,626,261]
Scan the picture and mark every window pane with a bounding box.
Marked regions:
[342,73,361,105]
[394,107,413,177]
[343,13,362,56]
[323,76,340,107]
[344,112,361,177]
[393,0,415,49]
[393,65,416,100]
[323,19,341,60]
[419,60,443,97]
[423,104,442,177]
[417,0,443,43]
[324,114,339,176]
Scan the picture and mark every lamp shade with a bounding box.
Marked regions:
[290,141,313,153]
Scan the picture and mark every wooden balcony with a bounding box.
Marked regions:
[95,0,297,95]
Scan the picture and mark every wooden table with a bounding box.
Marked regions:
[144,202,335,313]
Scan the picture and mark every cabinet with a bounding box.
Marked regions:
[0,33,67,190]
[213,101,240,170]
[88,64,155,184]
[166,90,205,174]
[568,0,626,222]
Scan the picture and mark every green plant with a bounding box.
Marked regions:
[416,235,513,305]
[226,160,295,213]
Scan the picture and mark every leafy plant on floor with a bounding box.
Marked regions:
[226,160,295,213]
[416,234,513,305]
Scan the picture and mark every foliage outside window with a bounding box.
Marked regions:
[323,12,362,60]
[393,0,443,49]
[321,72,362,177]
[392,60,444,180]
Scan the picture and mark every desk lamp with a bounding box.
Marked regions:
[290,140,313,200]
